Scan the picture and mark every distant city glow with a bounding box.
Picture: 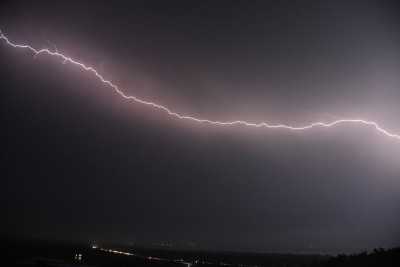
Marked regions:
[1,30,399,142]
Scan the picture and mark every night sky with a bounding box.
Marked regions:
[1,1,400,252]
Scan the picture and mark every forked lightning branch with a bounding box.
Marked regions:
[1,30,399,142]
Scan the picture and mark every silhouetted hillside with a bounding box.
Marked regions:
[313,248,400,267]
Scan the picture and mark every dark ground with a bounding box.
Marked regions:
[0,235,328,267]
[1,236,399,267]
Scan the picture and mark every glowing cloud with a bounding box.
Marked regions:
[1,30,399,141]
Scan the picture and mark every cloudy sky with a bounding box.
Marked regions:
[1,0,400,251]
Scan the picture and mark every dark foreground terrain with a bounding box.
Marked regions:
[0,236,398,267]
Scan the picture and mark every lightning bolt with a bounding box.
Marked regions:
[1,30,399,141]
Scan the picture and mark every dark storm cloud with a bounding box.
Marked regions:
[1,0,400,251]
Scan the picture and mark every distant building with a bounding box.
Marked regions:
[74,253,83,261]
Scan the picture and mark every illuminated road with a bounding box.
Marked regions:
[96,246,255,267]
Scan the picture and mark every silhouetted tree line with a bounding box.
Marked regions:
[312,247,400,267]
